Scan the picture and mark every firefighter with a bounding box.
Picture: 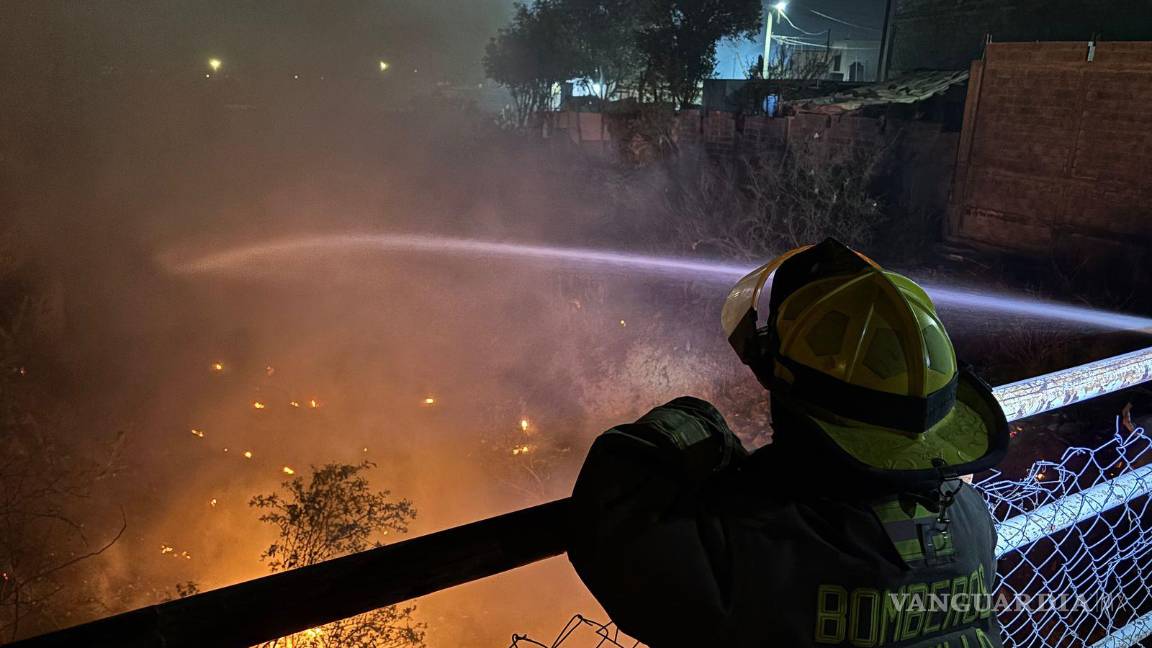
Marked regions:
[568,239,1010,647]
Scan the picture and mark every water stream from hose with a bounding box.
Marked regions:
[165,233,1152,332]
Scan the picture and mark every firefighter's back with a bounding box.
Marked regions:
[710,457,1002,647]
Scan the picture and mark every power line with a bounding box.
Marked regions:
[806,8,882,32]
[771,34,826,45]
[772,35,880,51]
[776,10,828,37]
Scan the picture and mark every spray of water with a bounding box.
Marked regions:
[169,233,753,280]
[166,233,1152,332]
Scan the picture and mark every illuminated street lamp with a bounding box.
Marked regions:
[208,58,222,72]
[762,1,789,77]
[378,60,390,72]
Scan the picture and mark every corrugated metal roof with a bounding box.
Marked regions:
[789,70,970,114]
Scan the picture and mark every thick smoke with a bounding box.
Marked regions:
[3,4,1148,646]
[0,4,757,645]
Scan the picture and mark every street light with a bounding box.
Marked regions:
[762,2,789,78]
[208,58,222,75]
[378,60,390,72]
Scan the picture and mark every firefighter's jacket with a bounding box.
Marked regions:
[568,397,1003,648]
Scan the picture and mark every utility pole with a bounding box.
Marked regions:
[877,0,895,81]
[762,2,788,78]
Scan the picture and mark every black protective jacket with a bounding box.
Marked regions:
[568,397,1003,648]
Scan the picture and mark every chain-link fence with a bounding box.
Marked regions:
[514,418,1152,648]
[984,418,1152,647]
[509,615,640,648]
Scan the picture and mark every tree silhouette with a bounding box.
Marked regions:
[484,1,582,128]
[0,292,125,643]
[637,0,762,108]
[251,462,424,648]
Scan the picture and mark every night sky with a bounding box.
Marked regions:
[1,1,515,83]
[1,0,889,86]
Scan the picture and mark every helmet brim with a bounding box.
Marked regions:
[790,370,1010,477]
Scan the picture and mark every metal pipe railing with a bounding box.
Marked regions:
[1090,610,1152,648]
[991,346,1152,422]
[14,346,1152,647]
[995,463,1152,557]
[15,500,572,648]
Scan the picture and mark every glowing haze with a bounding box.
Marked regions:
[1,2,1147,644]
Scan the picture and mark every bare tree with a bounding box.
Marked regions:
[483,409,572,501]
[672,137,892,260]
[250,462,424,648]
[0,294,125,643]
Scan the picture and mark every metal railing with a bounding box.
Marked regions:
[14,347,1152,648]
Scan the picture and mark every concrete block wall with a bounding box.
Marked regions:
[950,42,1152,257]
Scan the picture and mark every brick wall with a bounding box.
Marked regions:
[553,107,957,223]
[949,41,1152,257]
[889,0,1152,74]
[691,111,919,156]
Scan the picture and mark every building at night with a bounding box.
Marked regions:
[882,0,1152,75]
[786,39,881,82]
